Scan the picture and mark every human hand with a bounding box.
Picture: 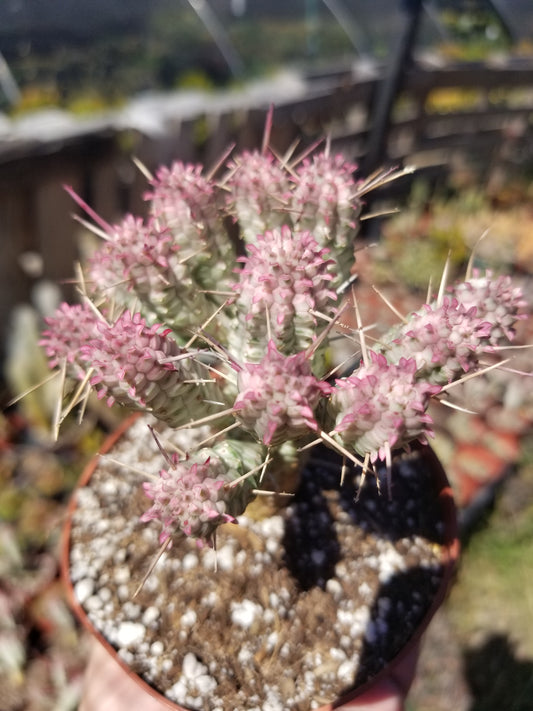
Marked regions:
[80,639,419,711]
[335,646,420,711]
[79,640,170,711]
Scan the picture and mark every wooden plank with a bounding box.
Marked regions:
[0,185,34,364]
[34,168,82,303]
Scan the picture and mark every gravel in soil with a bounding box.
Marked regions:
[68,417,449,711]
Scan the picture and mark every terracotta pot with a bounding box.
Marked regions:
[62,415,459,711]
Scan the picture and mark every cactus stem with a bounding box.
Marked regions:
[227,453,273,489]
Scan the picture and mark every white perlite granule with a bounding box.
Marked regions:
[230,599,263,628]
[180,609,197,628]
[142,606,160,626]
[114,621,146,648]
[69,417,448,711]
[74,578,94,604]
[168,653,217,704]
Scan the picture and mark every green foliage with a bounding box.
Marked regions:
[66,89,121,116]
[228,18,353,75]
[438,6,511,61]
[6,7,357,114]
[10,84,61,115]
[176,69,215,92]
[448,447,533,666]
[374,179,533,292]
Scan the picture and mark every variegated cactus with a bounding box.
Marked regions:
[40,125,527,547]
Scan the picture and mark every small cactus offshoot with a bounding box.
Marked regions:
[39,119,528,547]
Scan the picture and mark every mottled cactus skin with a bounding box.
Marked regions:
[40,142,526,544]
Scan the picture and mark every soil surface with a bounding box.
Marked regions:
[67,417,452,711]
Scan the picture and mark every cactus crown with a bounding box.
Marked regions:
[40,126,526,546]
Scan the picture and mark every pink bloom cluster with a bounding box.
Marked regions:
[450,271,527,343]
[147,161,234,285]
[331,352,441,462]
[81,311,216,425]
[234,225,337,358]
[40,302,100,378]
[87,216,173,295]
[291,153,359,284]
[384,297,498,384]
[141,455,237,542]
[225,151,291,242]
[147,162,216,235]
[88,215,214,333]
[41,140,528,544]
[233,341,331,446]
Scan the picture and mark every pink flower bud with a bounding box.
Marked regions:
[331,351,440,461]
[233,341,331,446]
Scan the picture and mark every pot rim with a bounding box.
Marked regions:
[61,413,460,711]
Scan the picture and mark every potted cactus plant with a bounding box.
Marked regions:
[39,119,525,710]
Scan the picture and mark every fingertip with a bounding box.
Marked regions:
[336,678,404,710]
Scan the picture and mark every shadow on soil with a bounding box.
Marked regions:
[464,634,533,711]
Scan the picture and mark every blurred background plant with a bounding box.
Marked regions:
[372,177,533,291]
[0,0,532,116]
[1,1,533,709]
